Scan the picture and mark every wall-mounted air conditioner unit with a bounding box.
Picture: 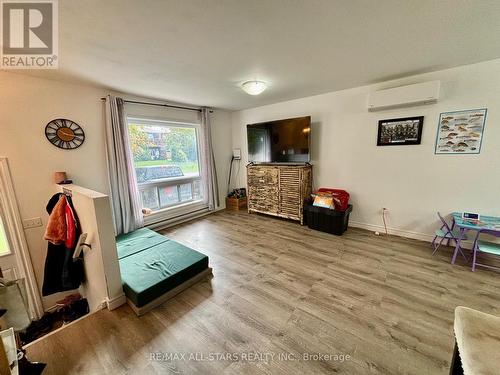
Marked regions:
[367,81,440,112]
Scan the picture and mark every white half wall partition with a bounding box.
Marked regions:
[58,184,125,312]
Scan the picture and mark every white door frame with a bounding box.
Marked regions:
[0,158,44,319]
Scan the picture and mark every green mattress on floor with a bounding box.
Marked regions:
[116,228,209,307]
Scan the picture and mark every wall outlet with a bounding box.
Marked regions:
[23,217,43,229]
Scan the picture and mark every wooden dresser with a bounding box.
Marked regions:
[246,164,312,224]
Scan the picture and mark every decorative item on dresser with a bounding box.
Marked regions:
[246,164,312,225]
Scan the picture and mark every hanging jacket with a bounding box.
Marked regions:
[64,202,77,249]
[44,195,67,245]
[42,193,84,296]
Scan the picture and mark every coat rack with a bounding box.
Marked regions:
[62,187,72,197]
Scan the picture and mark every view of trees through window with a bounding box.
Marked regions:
[128,121,203,212]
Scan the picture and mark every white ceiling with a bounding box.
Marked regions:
[25,0,500,110]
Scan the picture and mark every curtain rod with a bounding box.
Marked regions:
[100,97,212,113]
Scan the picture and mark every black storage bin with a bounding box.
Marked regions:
[304,204,353,235]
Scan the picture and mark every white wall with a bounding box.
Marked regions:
[0,72,232,309]
[231,59,500,241]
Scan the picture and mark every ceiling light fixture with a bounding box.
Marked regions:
[241,80,267,96]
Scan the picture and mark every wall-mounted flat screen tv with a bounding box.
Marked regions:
[247,116,311,163]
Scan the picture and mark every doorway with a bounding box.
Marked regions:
[0,158,44,319]
[0,208,18,280]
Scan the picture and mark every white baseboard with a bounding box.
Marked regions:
[106,293,126,310]
[349,220,475,250]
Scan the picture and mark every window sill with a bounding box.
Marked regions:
[143,199,208,226]
[138,174,200,187]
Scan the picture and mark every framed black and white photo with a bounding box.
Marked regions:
[377,116,424,146]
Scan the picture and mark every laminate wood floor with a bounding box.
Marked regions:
[26,211,500,374]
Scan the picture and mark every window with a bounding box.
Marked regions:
[127,118,204,215]
[0,216,10,257]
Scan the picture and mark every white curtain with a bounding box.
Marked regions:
[200,108,220,211]
[104,95,143,234]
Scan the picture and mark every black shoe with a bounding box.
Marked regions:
[60,298,89,323]
[18,350,46,375]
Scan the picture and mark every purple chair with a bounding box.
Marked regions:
[432,212,467,257]
[471,229,500,272]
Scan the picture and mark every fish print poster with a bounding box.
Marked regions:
[435,108,487,154]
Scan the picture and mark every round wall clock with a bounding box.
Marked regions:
[45,119,85,150]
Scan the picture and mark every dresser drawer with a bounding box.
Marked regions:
[248,184,279,213]
[248,167,278,186]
